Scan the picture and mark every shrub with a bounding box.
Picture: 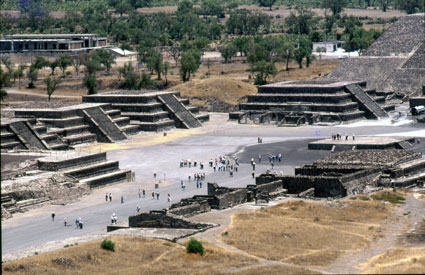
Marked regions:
[186,238,204,256]
[101,239,115,251]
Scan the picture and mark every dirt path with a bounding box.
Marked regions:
[5,88,81,99]
[326,193,425,274]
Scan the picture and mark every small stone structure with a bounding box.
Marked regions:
[1,151,132,219]
[410,86,425,108]
[83,90,209,131]
[230,80,393,126]
[308,136,417,151]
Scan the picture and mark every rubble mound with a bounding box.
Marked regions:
[170,77,257,112]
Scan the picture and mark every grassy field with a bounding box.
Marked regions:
[2,237,257,275]
[358,247,425,274]
[221,199,392,267]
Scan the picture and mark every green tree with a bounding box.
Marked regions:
[322,0,348,16]
[72,54,86,76]
[49,60,58,75]
[0,67,9,102]
[378,0,392,12]
[232,37,251,56]
[57,54,72,77]
[16,65,26,89]
[395,0,424,14]
[285,6,315,35]
[45,76,61,101]
[180,49,201,82]
[277,36,296,71]
[92,49,116,74]
[251,60,277,85]
[163,61,169,85]
[1,56,13,73]
[83,57,102,77]
[258,0,276,11]
[167,41,182,67]
[145,50,163,79]
[115,1,132,16]
[201,0,225,17]
[219,43,238,63]
[83,74,98,95]
[32,56,49,70]
[27,67,38,88]
[316,47,326,60]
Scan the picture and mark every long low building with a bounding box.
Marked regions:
[0,34,108,55]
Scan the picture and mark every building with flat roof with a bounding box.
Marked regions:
[0,34,108,56]
[312,40,345,53]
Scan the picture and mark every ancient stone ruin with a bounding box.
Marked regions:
[230,80,393,126]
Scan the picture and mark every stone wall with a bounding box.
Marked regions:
[128,210,212,229]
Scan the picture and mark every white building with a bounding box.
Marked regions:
[312,40,345,53]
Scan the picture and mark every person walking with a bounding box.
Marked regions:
[105,193,108,202]
[182,182,186,191]
[156,193,160,200]
[199,181,202,188]
[79,219,83,229]
[136,205,140,213]
[142,189,145,198]
[51,212,55,221]
[167,194,171,202]
[138,189,141,198]
[152,191,155,199]
[121,195,124,204]
[64,217,67,227]
[109,193,112,202]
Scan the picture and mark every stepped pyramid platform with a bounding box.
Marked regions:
[1,118,68,151]
[38,151,132,188]
[13,102,139,146]
[82,90,209,131]
[309,136,417,151]
[231,80,393,126]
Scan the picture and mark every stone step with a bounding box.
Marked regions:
[51,125,91,137]
[80,169,131,188]
[39,116,85,128]
[393,172,425,187]
[41,133,59,142]
[32,125,47,135]
[64,160,120,179]
[113,116,130,126]
[62,133,97,145]
[247,92,352,103]
[112,103,164,113]
[9,121,47,150]
[16,197,50,210]
[132,119,176,131]
[38,152,107,171]
[239,102,360,113]
[196,113,210,122]
[1,132,18,143]
[48,143,68,151]
[0,141,24,150]
[121,111,169,122]
[104,109,121,118]
[120,124,140,135]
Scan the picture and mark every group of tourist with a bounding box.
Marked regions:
[332,133,355,141]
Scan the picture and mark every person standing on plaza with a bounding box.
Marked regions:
[51,212,55,221]
[105,193,108,202]
[152,191,155,199]
[142,189,146,198]
[136,205,140,213]
[138,189,141,198]
[109,193,112,202]
[156,193,160,200]
[121,195,124,204]
[64,217,67,227]
[252,171,255,179]
[168,194,171,202]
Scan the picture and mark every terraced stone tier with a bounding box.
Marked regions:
[38,152,107,171]
[247,92,352,104]
[132,119,176,131]
[121,111,169,122]
[239,101,360,113]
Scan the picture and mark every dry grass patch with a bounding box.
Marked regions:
[358,247,425,274]
[222,200,391,267]
[2,236,256,275]
[230,264,323,275]
[171,77,257,105]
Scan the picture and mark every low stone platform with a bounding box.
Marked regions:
[308,136,417,151]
